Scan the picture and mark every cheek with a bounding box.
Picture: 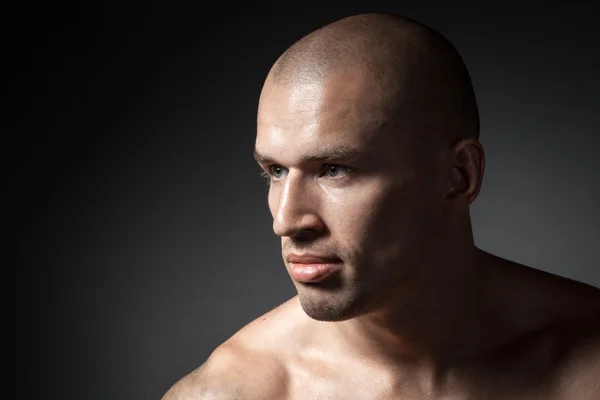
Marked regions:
[325,179,437,253]
[324,184,395,245]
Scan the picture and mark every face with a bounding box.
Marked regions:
[255,68,446,322]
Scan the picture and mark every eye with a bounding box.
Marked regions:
[323,164,353,178]
[269,165,288,180]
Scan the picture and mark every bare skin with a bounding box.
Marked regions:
[163,282,600,400]
[162,13,600,400]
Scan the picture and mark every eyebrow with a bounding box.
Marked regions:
[253,145,370,165]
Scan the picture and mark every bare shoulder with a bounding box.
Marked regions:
[161,341,287,400]
[524,265,600,399]
[161,296,307,400]
[485,251,600,324]
[551,315,600,400]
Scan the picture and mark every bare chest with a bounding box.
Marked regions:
[284,372,558,400]
[284,348,562,400]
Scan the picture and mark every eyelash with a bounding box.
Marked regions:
[260,170,271,185]
[260,164,355,185]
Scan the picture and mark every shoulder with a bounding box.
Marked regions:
[552,315,600,399]
[486,252,600,327]
[161,341,288,400]
[161,296,308,400]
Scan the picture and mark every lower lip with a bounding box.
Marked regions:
[289,262,341,283]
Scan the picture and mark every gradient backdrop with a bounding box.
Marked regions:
[17,2,599,400]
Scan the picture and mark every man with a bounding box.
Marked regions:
[162,12,600,399]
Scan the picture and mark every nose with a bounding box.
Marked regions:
[272,174,324,239]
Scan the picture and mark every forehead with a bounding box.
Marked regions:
[256,70,394,163]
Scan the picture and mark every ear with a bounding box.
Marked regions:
[445,138,485,206]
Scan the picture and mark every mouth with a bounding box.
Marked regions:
[287,253,340,263]
[286,254,342,283]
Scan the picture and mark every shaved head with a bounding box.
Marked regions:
[266,12,480,149]
[256,12,485,322]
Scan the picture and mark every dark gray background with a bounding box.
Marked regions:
[17,2,599,400]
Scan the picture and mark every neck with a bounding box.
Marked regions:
[328,220,503,389]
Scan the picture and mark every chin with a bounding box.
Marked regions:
[296,284,372,322]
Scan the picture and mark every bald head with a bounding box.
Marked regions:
[256,14,486,323]
[265,13,480,146]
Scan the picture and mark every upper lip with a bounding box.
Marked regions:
[287,254,340,263]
